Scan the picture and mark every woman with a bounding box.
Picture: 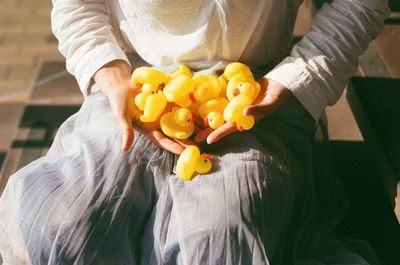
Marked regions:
[0,0,389,264]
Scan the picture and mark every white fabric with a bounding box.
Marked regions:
[51,0,389,120]
[0,90,380,264]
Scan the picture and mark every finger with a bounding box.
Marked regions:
[243,100,276,117]
[148,130,185,155]
[257,77,269,91]
[207,122,237,144]
[115,114,134,151]
[194,127,215,143]
[174,138,196,148]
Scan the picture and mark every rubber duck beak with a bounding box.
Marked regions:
[192,113,197,123]
[189,92,196,102]
[157,82,165,90]
[233,88,240,97]
[234,122,244,132]
[133,83,143,91]
[203,117,209,127]
[203,153,213,159]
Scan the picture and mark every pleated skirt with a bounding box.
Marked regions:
[0,86,380,265]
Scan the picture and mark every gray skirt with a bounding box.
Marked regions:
[0,87,379,265]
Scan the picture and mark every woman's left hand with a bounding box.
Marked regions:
[194,78,293,144]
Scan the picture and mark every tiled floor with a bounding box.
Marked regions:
[0,0,62,98]
[0,62,83,194]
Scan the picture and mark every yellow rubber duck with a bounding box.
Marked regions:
[203,111,225,129]
[163,75,195,108]
[132,67,167,121]
[131,67,166,87]
[187,101,201,117]
[226,74,261,102]
[139,90,167,122]
[165,65,192,84]
[160,107,196,139]
[134,83,159,111]
[222,62,254,81]
[223,94,255,131]
[217,76,227,98]
[198,97,229,129]
[176,145,212,181]
[192,74,222,102]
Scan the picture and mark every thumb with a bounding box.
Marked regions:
[243,98,276,117]
[115,113,134,151]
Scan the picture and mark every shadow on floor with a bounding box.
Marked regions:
[0,152,5,171]
[328,140,400,265]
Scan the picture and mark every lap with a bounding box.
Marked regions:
[0,91,173,264]
[0,90,315,264]
[141,127,311,264]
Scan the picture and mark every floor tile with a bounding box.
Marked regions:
[30,61,83,105]
[0,104,25,150]
[374,25,400,78]
[359,43,391,78]
[293,0,313,36]
[0,87,33,104]
[325,88,364,141]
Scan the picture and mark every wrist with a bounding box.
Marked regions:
[94,60,133,95]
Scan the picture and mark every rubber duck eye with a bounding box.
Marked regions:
[187,119,191,122]
[152,91,155,94]
[204,159,207,162]
[209,118,213,121]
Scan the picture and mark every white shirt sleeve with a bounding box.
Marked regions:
[51,0,130,95]
[266,0,390,120]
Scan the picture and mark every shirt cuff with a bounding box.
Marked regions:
[71,42,131,96]
[265,57,327,121]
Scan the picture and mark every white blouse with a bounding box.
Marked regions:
[51,0,389,120]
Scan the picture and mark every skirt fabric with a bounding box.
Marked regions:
[0,85,379,265]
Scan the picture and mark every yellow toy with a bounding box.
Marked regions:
[192,74,222,102]
[163,75,195,107]
[160,107,196,139]
[139,91,167,122]
[198,97,229,118]
[226,74,261,102]
[221,62,254,81]
[223,94,255,131]
[165,65,192,84]
[203,111,225,129]
[176,145,212,181]
[131,67,166,87]
[198,97,228,129]
[134,83,160,111]
[217,76,227,97]
[132,67,167,122]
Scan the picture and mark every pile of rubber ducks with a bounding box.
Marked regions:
[131,62,261,181]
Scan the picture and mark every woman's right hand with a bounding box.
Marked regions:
[93,59,191,154]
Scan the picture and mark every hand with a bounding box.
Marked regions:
[94,60,193,154]
[194,78,293,144]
